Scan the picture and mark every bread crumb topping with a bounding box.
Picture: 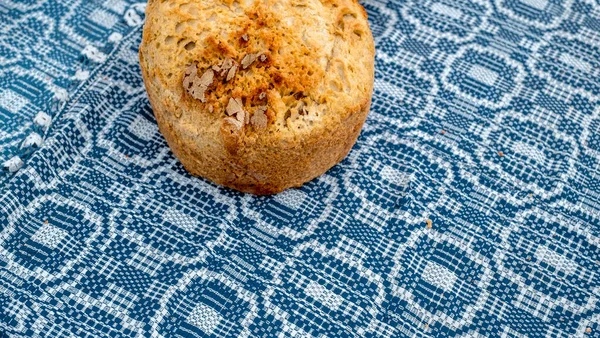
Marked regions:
[186,52,274,129]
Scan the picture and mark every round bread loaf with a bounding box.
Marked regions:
[139,0,375,194]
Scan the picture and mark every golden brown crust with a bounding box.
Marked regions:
[139,0,375,194]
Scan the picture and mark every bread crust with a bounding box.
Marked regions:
[139,0,375,194]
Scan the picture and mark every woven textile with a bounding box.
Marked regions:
[1,0,600,337]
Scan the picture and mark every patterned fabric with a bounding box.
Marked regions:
[1,0,600,337]
[0,0,145,180]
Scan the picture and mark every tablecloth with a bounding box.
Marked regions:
[1,0,600,337]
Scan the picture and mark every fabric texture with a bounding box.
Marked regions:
[1,0,600,337]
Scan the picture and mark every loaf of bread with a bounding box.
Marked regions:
[139,0,375,194]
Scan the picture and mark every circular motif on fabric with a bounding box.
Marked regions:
[441,46,525,108]
[495,0,571,29]
[478,111,577,195]
[529,32,600,100]
[403,0,492,41]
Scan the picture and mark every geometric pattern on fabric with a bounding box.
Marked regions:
[1,0,600,337]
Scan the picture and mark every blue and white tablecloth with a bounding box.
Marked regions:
[1,0,600,336]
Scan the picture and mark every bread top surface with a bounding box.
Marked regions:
[140,0,374,152]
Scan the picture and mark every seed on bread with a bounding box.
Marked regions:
[199,69,214,86]
[251,106,268,129]
[238,110,248,124]
[182,64,214,102]
[241,53,258,69]
[226,63,238,82]
[226,97,244,116]
[216,57,235,77]
[182,64,197,89]
[223,116,243,130]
